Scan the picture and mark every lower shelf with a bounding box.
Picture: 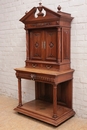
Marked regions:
[14,100,75,126]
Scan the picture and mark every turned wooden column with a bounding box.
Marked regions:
[53,84,58,118]
[18,78,22,107]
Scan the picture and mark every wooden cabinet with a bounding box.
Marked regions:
[14,3,75,126]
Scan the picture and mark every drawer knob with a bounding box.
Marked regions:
[32,64,37,68]
[31,74,36,80]
[46,65,52,69]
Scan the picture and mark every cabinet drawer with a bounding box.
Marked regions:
[43,64,59,70]
[26,63,59,70]
[16,72,54,83]
[26,63,41,69]
[16,72,32,79]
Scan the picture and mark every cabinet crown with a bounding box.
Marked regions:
[20,3,73,25]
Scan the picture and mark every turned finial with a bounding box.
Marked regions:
[25,11,28,14]
[39,2,42,7]
[57,5,61,12]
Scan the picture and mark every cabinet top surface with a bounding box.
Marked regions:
[14,67,74,76]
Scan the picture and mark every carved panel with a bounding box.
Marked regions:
[30,30,43,60]
[35,75,54,82]
[25,21,59,29]
[45,29,57,61]
[31,22,50,27]
[63,28,70,61]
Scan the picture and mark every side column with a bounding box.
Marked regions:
[53,84,58,118]
[18,78,22,107]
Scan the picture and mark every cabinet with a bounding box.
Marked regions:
[14,3,75,126]
[30,28,57,61]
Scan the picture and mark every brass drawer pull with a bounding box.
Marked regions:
[31,74,36,80]
[46,65,52,69]
[32,64,37,68]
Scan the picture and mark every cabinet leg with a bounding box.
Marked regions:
[53,84,58,118]
[18,78,22,107]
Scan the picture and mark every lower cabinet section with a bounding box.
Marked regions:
[14,100,75,126]
[14,68,75,126]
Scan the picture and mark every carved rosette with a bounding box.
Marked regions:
[35,42,39,48]
[49,42,54,48]
[34,42,39,57]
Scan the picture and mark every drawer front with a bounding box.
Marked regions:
[26,63,41,69]
[16,72,54,83]
[26,62,59,70]
[43,64,59,70]
[16,72,32,79]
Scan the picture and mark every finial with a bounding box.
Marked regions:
[39,2,42,7]
[37,2,44,16]
[25,11,28,14]
[57,5,61,12]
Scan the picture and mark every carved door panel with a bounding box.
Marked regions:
[30,28,57,61]
[30,30,44,60]
[44,29,57,61]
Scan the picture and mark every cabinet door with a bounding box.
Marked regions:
[45,29,57,61]
[30,30,43,60]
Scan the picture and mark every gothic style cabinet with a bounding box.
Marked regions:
[14,3,75,126]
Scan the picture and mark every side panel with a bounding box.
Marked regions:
[62,28,70,62]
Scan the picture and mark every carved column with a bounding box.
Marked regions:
[57,27,62,63]
[53,84,58,118]
[18,78,22,107]
[26,30,29,61]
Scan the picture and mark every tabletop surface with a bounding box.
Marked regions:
[14,67,74,76]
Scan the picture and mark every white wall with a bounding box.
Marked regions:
[0,0,87,118]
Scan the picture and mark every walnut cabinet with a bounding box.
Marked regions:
[14,3,75,126]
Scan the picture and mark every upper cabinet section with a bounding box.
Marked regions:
[30,28,57,62]
[20,3,73,29]
[20,3,74,71]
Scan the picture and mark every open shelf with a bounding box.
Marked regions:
[14,100,75,126]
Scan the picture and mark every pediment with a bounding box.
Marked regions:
[20,5,61,24]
